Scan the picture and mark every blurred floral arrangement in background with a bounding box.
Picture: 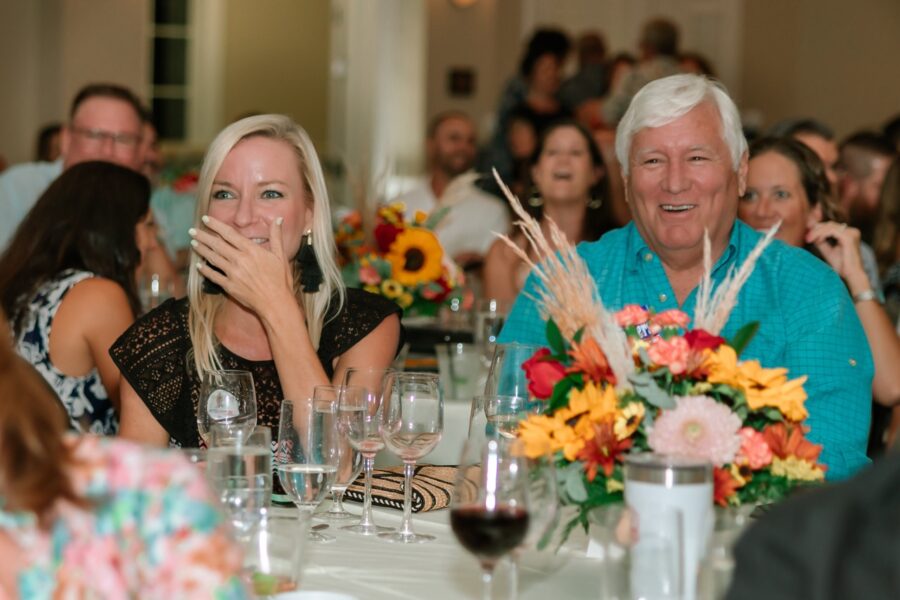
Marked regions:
[335,203,464,316]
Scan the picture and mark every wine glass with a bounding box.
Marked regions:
[483,395,543,439]
[340,367,395,535]
[275,398,339,543]
[451,435,531,600]
[483,343,542,398]
[312,385,363,521]
[197,370,257,446]
[379,371,443,544]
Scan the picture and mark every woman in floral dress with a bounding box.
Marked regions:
[0,312,248,599]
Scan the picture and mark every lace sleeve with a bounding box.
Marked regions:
[317,288,404,375]
[109,298,194,443]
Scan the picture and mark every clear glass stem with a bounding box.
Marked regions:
[359,454,376,528]
[328,488,346,513]
[399,461,416,537]
[508,555,519,599]
[481,564,495,600]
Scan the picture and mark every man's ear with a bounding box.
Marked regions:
[737,152,749,197]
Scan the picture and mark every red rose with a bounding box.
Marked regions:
[374,223,401,252]
[684,329,726,351]
[522,348,567,400]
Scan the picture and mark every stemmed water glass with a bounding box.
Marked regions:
[379,371,443,544]
[340,367,395,535]
[312,385,363,521]
[197,369,257,446]
[483,343,542,398]
[451,435,531,600]
[275,398,339,543]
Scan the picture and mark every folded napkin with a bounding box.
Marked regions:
[344,465,459,512]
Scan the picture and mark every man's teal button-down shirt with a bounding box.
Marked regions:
[499,220,873,481]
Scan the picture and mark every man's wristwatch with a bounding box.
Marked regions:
[852,289,878,304]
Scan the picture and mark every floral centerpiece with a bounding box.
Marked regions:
[489,171,825,538]
[335,203,463,316]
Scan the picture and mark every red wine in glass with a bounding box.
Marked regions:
[451,505,530,562]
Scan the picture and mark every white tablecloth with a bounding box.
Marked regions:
[270,504,601,599]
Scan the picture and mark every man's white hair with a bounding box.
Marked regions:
[615,74,747,175]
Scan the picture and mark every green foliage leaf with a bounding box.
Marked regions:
[761,407,784,422]
[729,322,759,357]
[573,326,585,344]
[546,319,566,356]
[423,206,450,229]
[628,371,676,409]
[548,374,581,412]
[564,462,588,502]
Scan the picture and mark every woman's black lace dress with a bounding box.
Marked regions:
[110,288,403,447]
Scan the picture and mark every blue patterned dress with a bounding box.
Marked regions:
[13,269,118,434]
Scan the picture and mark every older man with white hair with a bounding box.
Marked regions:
[499,74,872,480]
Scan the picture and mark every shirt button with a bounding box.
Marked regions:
[848,358,857,367]
[643,253,653,262]
[659,293,668,303]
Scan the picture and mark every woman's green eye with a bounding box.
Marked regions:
[262,190,284,199]
[212,189,234,200]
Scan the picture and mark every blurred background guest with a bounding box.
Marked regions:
[580,17,683,129]
[678,51,716,77]
[391,111,509,270]
[0,309,248,599]
[837,131,895,244]
[559,31,609,115]
[0,83,183,301]
[479,28,570,189]
[484,119,613,303]
[0,161,155,434]
[34,122,62,163]
[739,137,900,412]
[0,84,146,249]
[874,157,900,326]
[768,118,841,191]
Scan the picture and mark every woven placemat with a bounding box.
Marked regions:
[344,465,460,512]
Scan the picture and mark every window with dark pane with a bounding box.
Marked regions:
[155,0,188,25]
[153,98,186,140]
[153,38,188,86]
[150,0,190,141]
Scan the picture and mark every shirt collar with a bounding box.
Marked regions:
[627,220,739,275]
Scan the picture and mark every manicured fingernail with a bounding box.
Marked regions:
[188,227,197,237]
[201,215,210,224]
[276,217,284,226]
[190,239,198,248]
[195,261,204,270]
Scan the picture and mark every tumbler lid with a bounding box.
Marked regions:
[624,453,712,486]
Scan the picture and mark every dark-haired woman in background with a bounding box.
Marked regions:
[0,161,156,434]
[739,137,900,407]
[484,119,614,303]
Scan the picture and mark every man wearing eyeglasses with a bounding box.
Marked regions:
[0,83,145,248]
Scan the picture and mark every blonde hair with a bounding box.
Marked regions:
[187,114,345,378]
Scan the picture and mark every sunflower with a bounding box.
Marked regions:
[386,228,444,286]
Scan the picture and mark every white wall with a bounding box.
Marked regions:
[0,0,148,165]
[740,0,900,136]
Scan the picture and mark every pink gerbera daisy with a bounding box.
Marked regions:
[648,395,742,466]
